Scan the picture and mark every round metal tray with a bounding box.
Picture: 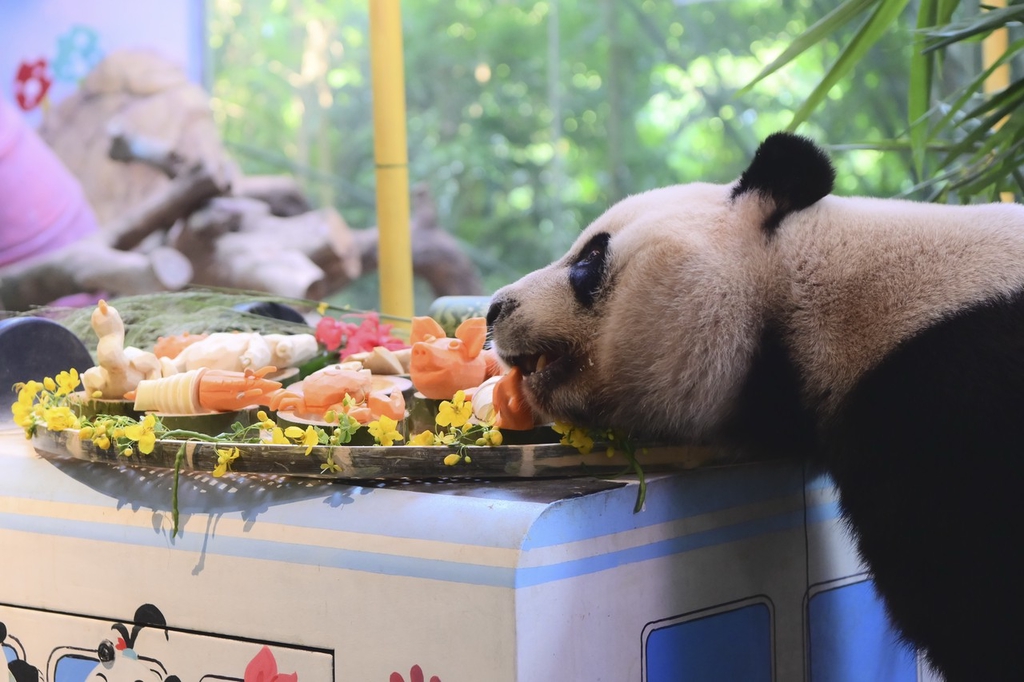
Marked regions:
[31,427,717,481]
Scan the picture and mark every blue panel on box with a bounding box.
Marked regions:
[53,654,98,682]
[808,580,917,682]
[646,603,772,682]
[3,643,15,662]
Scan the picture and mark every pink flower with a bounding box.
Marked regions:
[390,664,440,682]
[245,646,298,682]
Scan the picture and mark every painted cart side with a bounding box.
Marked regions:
[0,428,936,681]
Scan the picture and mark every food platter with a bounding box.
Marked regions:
[31,426,718,481]
[18,296,721,484]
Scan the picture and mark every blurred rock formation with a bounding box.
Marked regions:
[0,49,483,311]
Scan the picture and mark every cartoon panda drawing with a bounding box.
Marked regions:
[1,622,41,682]
[488,132,1024,680]
[84,605,179,682]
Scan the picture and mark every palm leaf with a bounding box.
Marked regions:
[786,0,911,130]
[936,86,1024,169]
[737,0,878,94]
[744,0,1024,200]
[925,37,1024,143]
[923,4,1024,52]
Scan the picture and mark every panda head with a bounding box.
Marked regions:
[487,133,834,441]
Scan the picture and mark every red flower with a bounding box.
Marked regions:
[315,313,409,357]
[315,316,349,352]
[14,58,52,111]
[343,313,407,358]
[390,664,440,682]
[245,646,298,682]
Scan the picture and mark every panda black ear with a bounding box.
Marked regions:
[731,132,835,234]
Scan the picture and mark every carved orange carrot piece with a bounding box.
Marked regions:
[410,316,498,399]
[492,367,535,430]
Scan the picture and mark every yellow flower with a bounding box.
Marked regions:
[302,425,321,452]
[11,383,41,429]
[124,414,158,455]
[320,458,341,473]
[552,421,573,436]
[90,421,113,450]
[43,406,79,432]
[285,425,319,455]
[11,401,34,429]
[43,377,56,392]
[443,453,462,466]
[474,428,503,447]
[122,446,134,457]
[568,429,594,455]
[14,380,41,403]
[368,415,404,447]
[267,426,291,444]
[410,430,437,446]
[553,421,594,454]
[79,425,95,440]
[436,390,473,428]
[317,301,329,315]
[256,410,276,429]
[55,368,80,396]
[213,446,240,477]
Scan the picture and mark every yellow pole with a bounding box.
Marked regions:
[982,0,1014,202]
[369,0,414,327]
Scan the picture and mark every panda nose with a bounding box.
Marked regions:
[486,300,502,327]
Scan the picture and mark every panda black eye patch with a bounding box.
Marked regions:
[569,232,611,306]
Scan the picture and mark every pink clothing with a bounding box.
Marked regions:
[0,98,98,266]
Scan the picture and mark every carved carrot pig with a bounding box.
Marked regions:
[409,316,501,400]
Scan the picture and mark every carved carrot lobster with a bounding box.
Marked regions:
[126,366,282,414]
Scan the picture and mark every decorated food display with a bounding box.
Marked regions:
[11,295,710,531]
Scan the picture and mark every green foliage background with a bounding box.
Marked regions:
[209,0,928,307]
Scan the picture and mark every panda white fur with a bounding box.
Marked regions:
[487,132,1024,680]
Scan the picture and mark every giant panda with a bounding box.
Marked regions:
[487,132,1024,681]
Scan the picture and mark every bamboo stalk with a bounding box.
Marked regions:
[369,0,414,327]
[983,0,1014,202]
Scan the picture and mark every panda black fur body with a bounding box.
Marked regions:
[487,133,1024,680]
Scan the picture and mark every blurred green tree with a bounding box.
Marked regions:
[209,0,922,306]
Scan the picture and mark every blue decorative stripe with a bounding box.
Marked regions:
[0,499,842,588]
[1,456,834,551]
[516,503,841,588]
[521,462,810,550]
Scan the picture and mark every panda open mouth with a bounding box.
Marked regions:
[511,352,558,376]
[504,345,571,380]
